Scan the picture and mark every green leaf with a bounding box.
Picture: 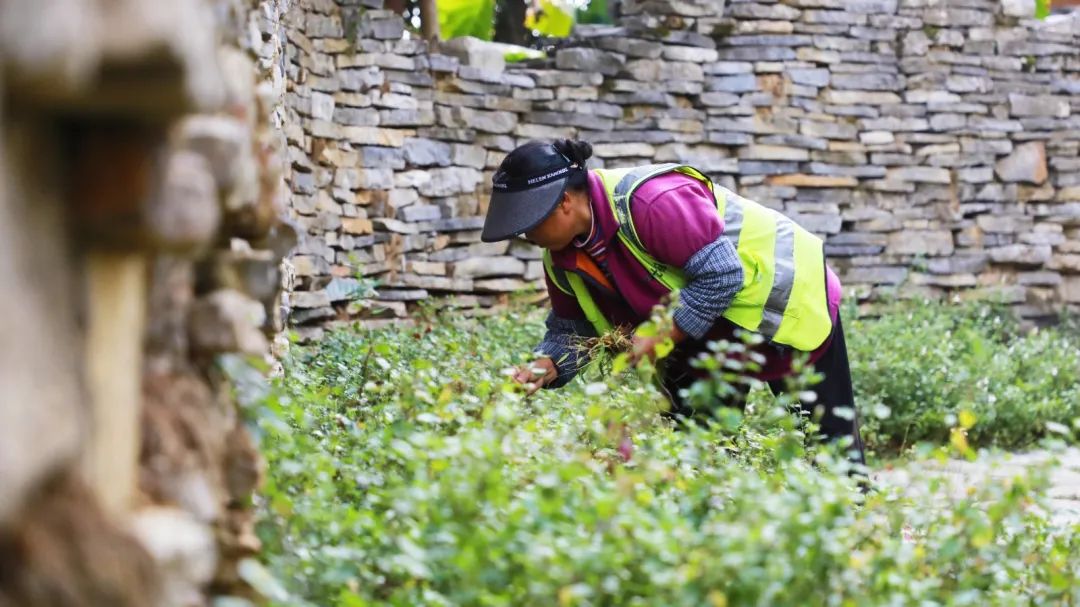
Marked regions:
[611,352,631,375]
[338,590,370,607]
[634,322,658,338]
[653,337,675,361]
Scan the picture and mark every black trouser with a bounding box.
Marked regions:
[659,315,866,468]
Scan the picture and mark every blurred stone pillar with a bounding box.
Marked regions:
[0,0,292,605]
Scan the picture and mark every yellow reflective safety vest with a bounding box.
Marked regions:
[542,163,833,352]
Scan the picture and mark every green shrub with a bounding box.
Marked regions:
[246,309,1080,606]
[848,302,1080,451]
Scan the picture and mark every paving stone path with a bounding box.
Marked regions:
[873,448,1080,526]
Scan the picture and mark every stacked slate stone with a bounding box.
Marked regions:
[283,0,556,338]
[280,0,1080,336]
[888,0,1080,318]
[705,0,1080,316]
[537,2,736,180]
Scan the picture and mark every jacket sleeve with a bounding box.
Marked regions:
[631,175,744,340]
[533,310,596,389]
[532,273,595,388]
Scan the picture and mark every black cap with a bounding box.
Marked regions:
[481,143,582,243]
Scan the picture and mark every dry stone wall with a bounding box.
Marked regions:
[281,0,1080,338]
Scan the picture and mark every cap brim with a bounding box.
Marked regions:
[480,176,569,242]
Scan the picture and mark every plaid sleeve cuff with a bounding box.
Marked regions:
[534,312,596,389]
[673,237,744,340]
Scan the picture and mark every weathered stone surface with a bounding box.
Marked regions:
[766,174,859,187]
[831,73,901,91]
[843,266,910,285]
[706,73,759,93]
[717,46,797,62]
[1058,187,1080,202]
[357,13,405,40]
[189,290,269,356]
[800,120,857,139]
[759,134,830,150]
[452,256,526,278]
[809,163,886,178]
[995,141,1048,185]
[928,113,967,131]
[927,254,989,275]
[440,37,506,73]
[131,507,218,607]
[342,217,374,235]
[789,212,843,234]
[1049,255,1080,272]
[662,46,719,63]
[474,278,536,292]
[1009,94,1071,118]
[398,204,442,222]
[887,167,952,184]
[738,145,811,161]
[862,117,929,131]
[149,151,221,252]
[596,37,664,58]
[788,68,831,87]
[740,161,799,175]
[888,230,955,256]
[822,90,902,105]
[989,244,1052,266]
[726,2,802,19]
[403,138,452,167]
[414,168,483,198]
[556,47,625,76]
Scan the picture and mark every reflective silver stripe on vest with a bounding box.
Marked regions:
[757,215,797,339]
[723,193,744,251]
[612,163,681,201]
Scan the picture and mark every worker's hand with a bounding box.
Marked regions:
[628,323,687,367]
[628,334,667,366]
[512,357,558,396]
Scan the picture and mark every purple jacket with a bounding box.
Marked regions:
[541,169,842,383]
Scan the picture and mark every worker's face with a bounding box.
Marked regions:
[524,194,576,251]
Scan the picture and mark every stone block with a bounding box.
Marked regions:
[822,90,902,105]
[398,204,442,223]
[830,73,902,91]
[440,37,506,73]
[556,47,625,76]
[800,120,857,140]
[403,138,452,168]
[995,141,1048,185]
[738,145,811,161]
[452,256,526,278]
[766,174,858,187]
[1009,94,1070,118]
[887,230,954,255]
[886,167,951,184]
[989,244,1052,266]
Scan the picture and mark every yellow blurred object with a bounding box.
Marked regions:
[437,0,496,40]
[526,0,575,37]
